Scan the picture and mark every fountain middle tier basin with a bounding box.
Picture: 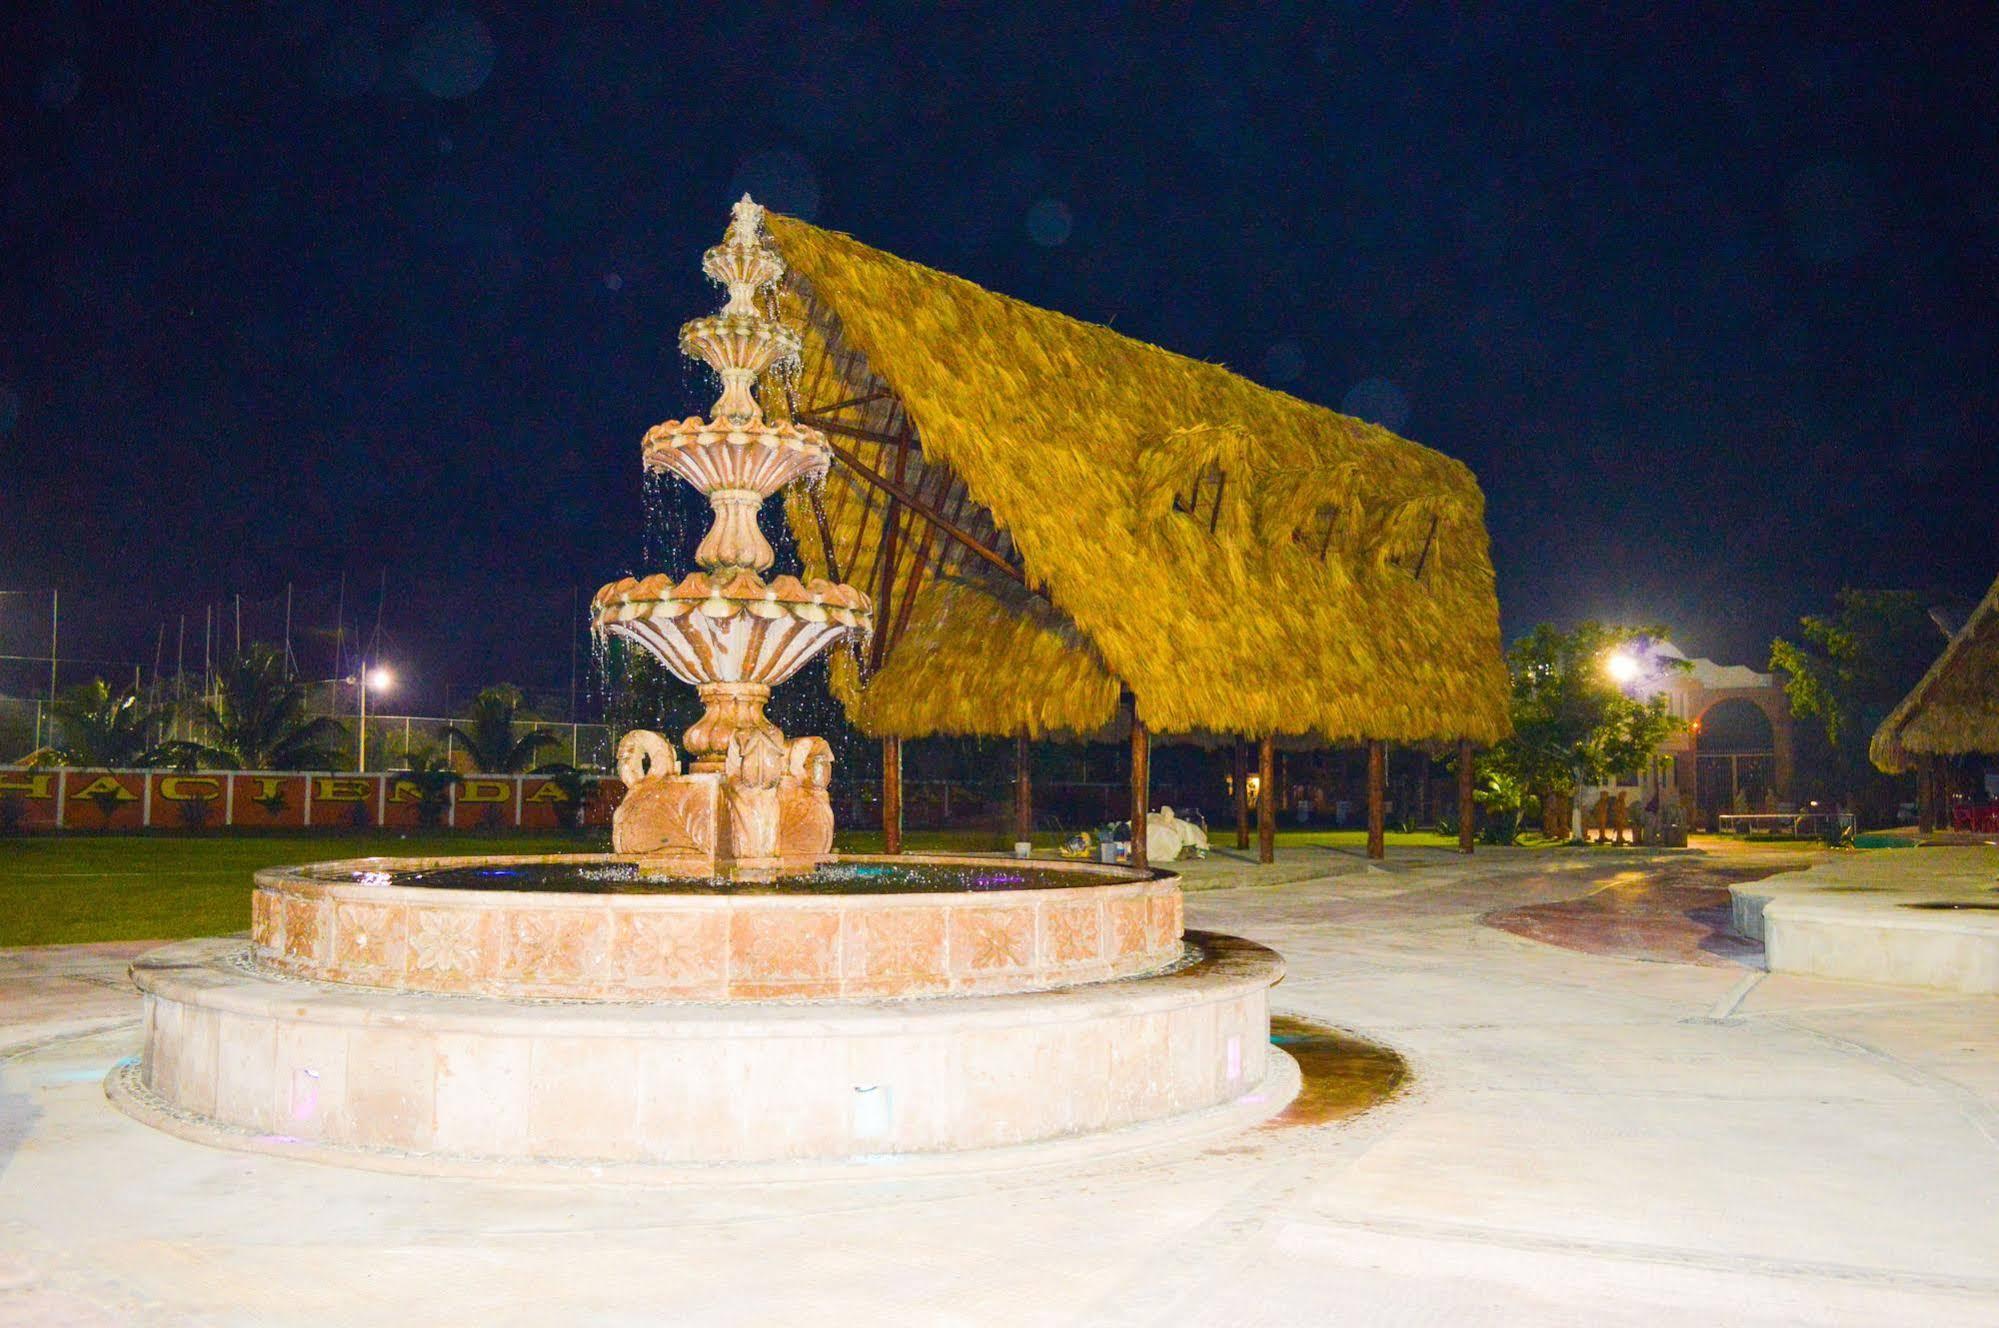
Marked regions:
[593,570,870,688]
[250,854,1183,1001]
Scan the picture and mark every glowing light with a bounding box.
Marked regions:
[1604,652,1642,685]
[365,666,394,692]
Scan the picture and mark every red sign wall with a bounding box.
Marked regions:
[0,769,622,833]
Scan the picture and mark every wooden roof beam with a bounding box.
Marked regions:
[806,388,895,417]
[824,439,1032,590]
[799,413,925,452]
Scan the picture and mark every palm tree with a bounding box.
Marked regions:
[40,679,177,767]
[531,761,593,831]
[393,746,463,828]
[177,643,349,770]
[442,685,563,773]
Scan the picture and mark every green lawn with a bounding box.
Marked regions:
[1,825,1476,947]
[0,832,601,947]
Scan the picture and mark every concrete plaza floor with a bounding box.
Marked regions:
[4,843,1997,1325]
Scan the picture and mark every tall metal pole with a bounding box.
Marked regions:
[356,670,368,773]
[334,573,346,681]
[174,615,186,740]
[47,587,58,717]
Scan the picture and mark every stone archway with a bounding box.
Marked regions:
[1694,696,1780,816]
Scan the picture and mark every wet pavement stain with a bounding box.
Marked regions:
[1479,858,1814,967]
[1263,1014,1408,1127]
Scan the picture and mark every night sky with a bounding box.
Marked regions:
[3,3,1995,712]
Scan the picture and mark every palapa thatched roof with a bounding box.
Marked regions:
[762,212,1509,745]
[1871,573,1999,772]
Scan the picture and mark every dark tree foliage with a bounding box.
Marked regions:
[40,679,179,768]
[391,746,463,827]
[441,684,565,774]
[1769,589,1945,811]
[1478,622,1686,840]
[173,643,349,770]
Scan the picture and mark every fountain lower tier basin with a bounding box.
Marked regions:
[251,854,1182,1001]
[115,930,1286,1173]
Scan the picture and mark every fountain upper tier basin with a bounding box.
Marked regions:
[252,853,1183,1002]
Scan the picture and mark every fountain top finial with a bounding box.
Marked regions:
[728,194,765,243]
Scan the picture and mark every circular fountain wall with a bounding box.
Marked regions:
[248,854,1183,1001]
[116,854,1290,1175]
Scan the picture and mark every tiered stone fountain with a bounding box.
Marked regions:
[592,196,871,879]
[109,199,1291,1176]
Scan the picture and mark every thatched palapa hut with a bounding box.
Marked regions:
[1871,573,1999,831]
[757,211,1510,862]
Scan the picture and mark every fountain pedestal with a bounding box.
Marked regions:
[609,725,837,876]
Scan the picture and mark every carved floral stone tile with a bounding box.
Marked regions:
[1108,897,1150,959]
[952,906,1033,973]
[1146,892,1180,951]
[507,909,612,983]
[1043,901,1102,965]
[849,908,946,980]
[281,896,324,963]
[332,901,408,974]
[252,890,285,955]
[408,909,482,978]
[615,910,726,988]
[729,908,838,985]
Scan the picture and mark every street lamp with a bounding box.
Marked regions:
[350,665,394,771]
[1604,651,1642,686]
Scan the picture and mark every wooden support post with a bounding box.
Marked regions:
[1458,739,1476,854]
[882,735,903,854]
[1129,704,1150,871]
[1234,736,1251,850]
[1257,734,1276,864]
[1367,739,1387,861]
[1014,729,1033,845]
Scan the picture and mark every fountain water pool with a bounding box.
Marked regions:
[112,198,1290,1175]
